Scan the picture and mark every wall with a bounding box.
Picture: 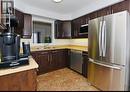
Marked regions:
[21,15,88,47]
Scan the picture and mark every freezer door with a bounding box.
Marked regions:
[102,11,128,65]
[88,17,103,61]
[88,60,126,91]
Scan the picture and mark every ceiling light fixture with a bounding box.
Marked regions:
[52,0,63,3]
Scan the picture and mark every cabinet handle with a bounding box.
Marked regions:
[48,55,50,62]
[50,55,52,64]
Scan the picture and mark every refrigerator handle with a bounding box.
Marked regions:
[99,21,103,56]
[89,58,121,70]
[102,21,107,57]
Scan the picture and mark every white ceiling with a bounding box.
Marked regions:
[17,0,96,14]
[15,0,123,20]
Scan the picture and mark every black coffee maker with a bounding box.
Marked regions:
[0,9,30,68]
[0,32,20,62]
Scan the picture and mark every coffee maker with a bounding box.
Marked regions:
[0,32,20,62]
[0,8,30,68]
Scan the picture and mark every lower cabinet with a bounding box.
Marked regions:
[31,49,69,75]
[0,69,37,91]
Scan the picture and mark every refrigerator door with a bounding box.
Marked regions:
[88,17,103,61]
[88,59,127,91]
[93,60,125,91]
[101,11,128,65]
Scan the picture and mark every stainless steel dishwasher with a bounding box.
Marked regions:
[70,50,83,74]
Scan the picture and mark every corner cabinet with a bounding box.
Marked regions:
[15,9,32,38]
[31,49,69,75]
[55,20,71,39]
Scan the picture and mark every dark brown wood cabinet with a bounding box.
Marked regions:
[97,6,112,17]
[15,9,24,35]
[15,9,32,38]
[71,15,88,38]
[0,69,37,91]
[31,49,69,75]
[55,20,71,39]
[31,51,50,75]
[23,13,32,38]
[55,20,63,38]
[111,0,130,14]
[89,11,98,20]
[51,49,68,69]
[71,18,79,38]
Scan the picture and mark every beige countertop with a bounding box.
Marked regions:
[30,45,88,52]
[0,56,38,76]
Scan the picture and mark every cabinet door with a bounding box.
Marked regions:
[58,49,68,68]
[97,6,112,17]
[62,21,71,38]
[71,18,80,38]
[89,11,98,20]
[15,9,24,35]
[51,50,61,70]
[111,0,129,13]
[55,20,63,39]
[31,51,50,75]
[51,49,68,70]
[71,20,76,38]
[23,13,32,38]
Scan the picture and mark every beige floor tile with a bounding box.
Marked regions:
[37,68,99,91]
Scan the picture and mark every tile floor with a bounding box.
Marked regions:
[37,68,99,91]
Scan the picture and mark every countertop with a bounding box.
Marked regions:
[0,56,38,76]
[30,45,88,52]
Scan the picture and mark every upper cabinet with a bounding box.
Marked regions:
[15,9,24,35]
[55,20,71,39]
[89,11,97,20]
[111,0,130,14]
[97,6,112,17]
[23,14,32,39]
[71,15,88,38]
[15,9,32,38]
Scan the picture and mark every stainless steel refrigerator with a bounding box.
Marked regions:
[88,11,130,91]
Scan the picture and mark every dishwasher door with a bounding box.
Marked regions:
[70,50,83,74]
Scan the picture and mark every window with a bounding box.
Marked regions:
[32,21,52,43]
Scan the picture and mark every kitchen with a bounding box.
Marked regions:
[0,0,130,91]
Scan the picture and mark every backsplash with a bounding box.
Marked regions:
[21,38,88,47]
[69,39,88,46]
